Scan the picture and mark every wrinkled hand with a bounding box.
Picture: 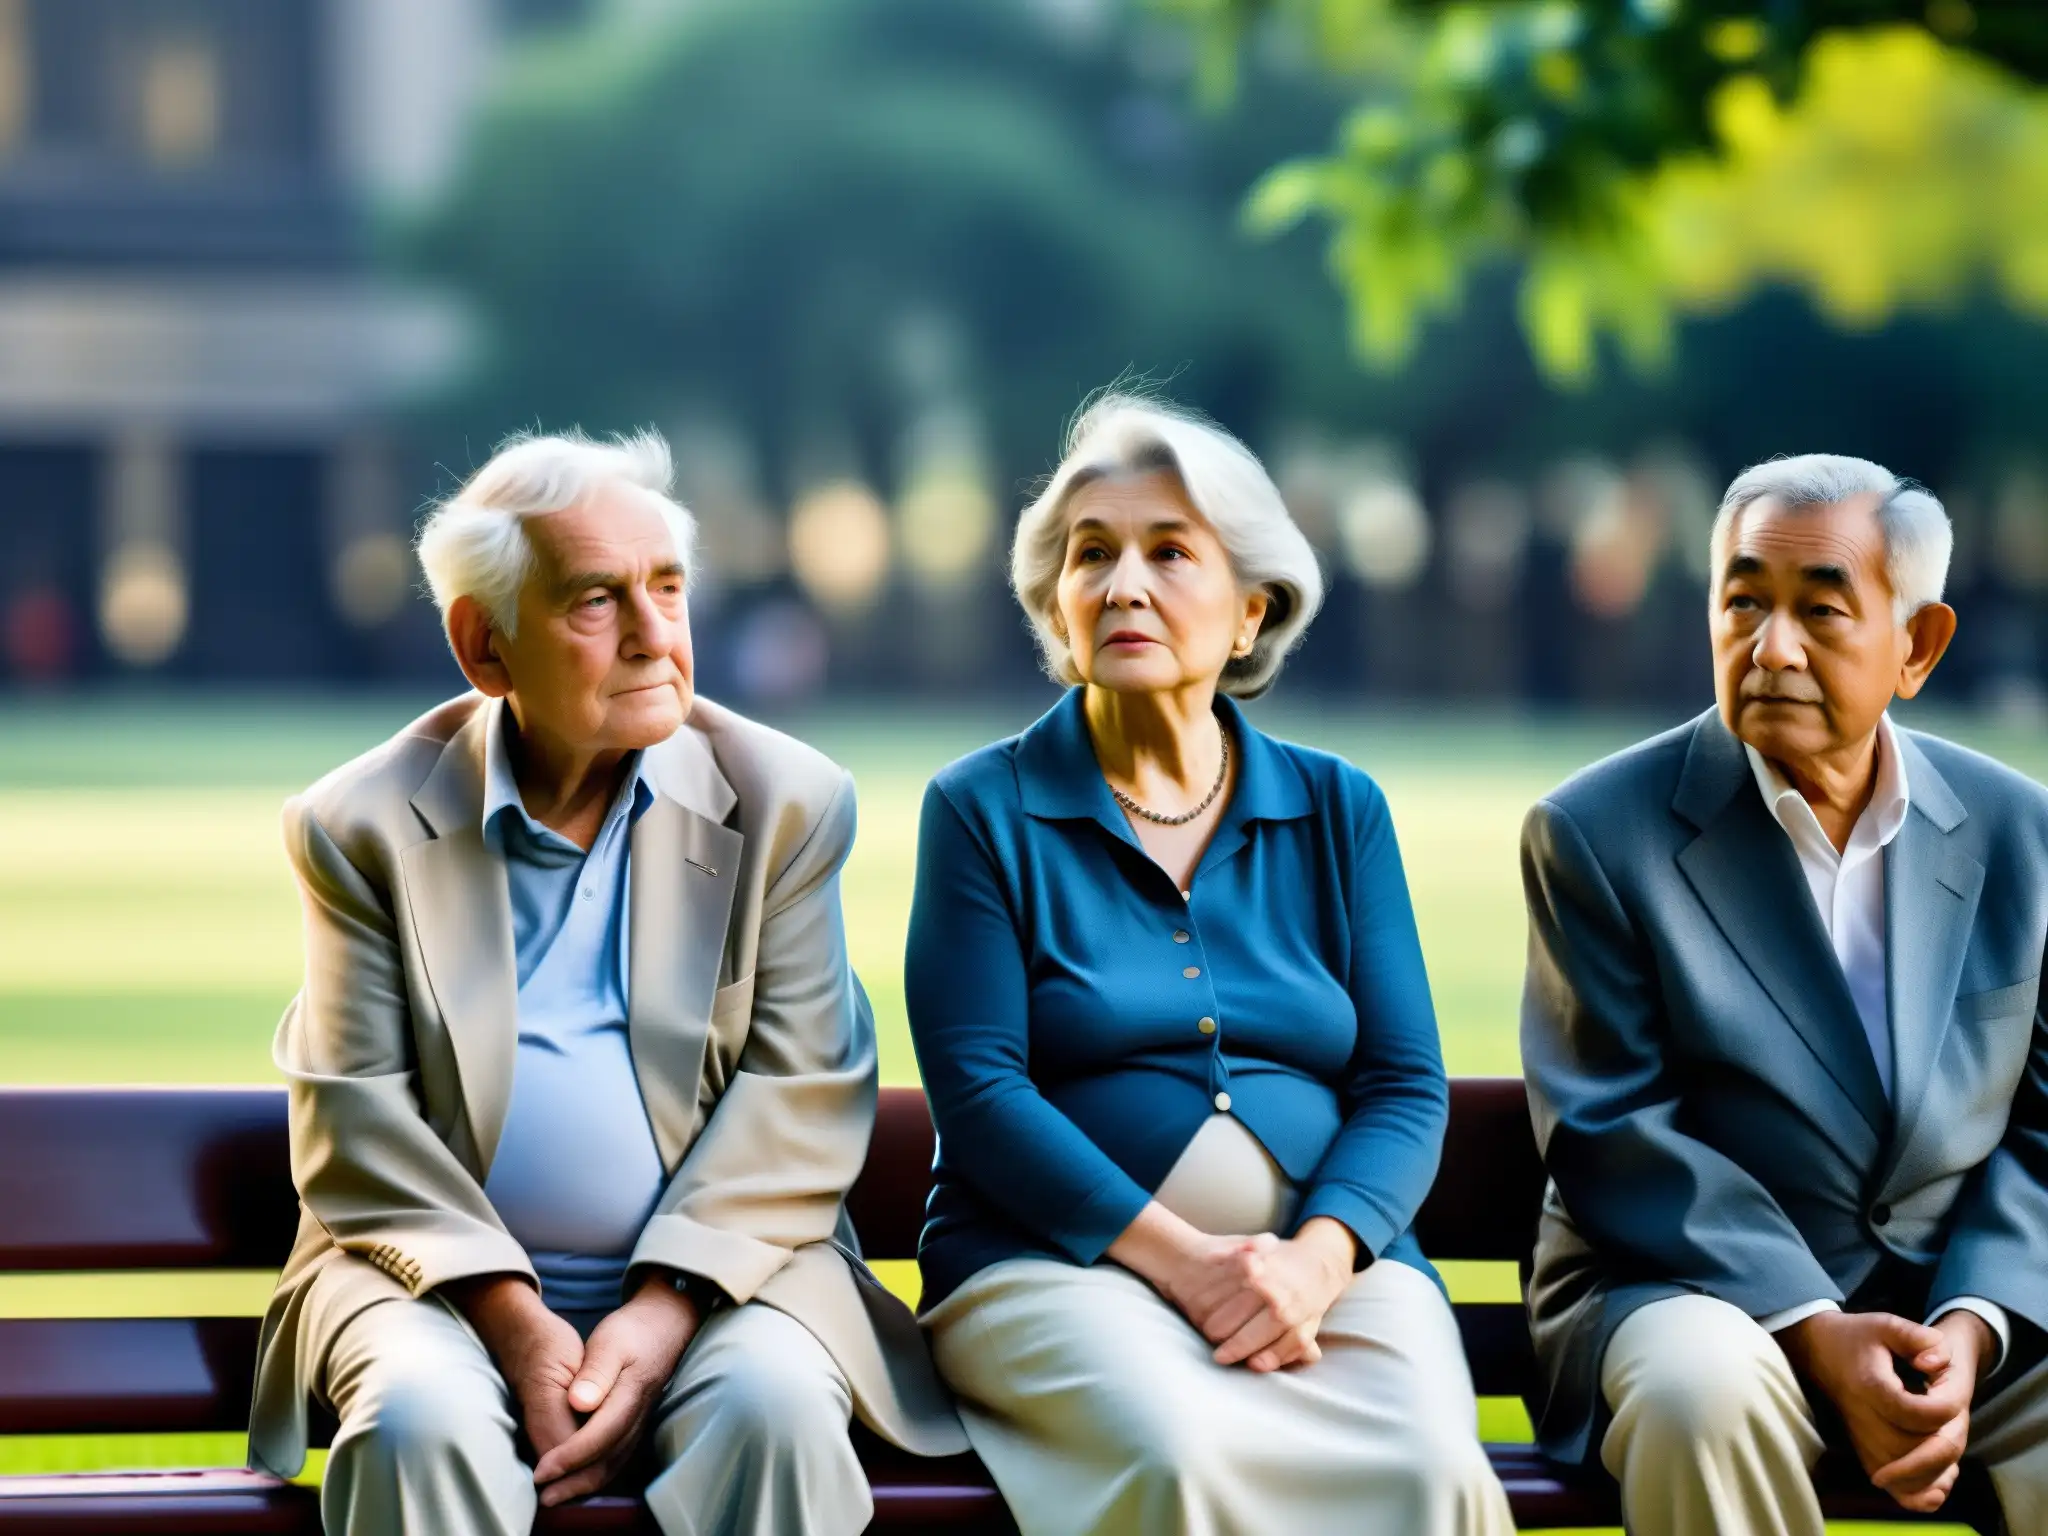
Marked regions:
[1105,1201,1261,1329]
[444,1275,586,1467]
[1152,1233,1267,1331]
[1198,1219,1356,1372]
[532,1275,702,1506]
[1780,1310,1972,1514]
[1867,1311,1992,1514]
[1107,1204,1357,1372]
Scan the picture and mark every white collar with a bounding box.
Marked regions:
[1744,713,1911,858]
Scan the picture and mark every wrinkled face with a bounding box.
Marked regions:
[498,484,694,753]
[1053,469,1265,696]
[1711,493,1912,769]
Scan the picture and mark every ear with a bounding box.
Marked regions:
[447,594,514,698]
[1893,601,1957,702]
[1236,588,1272,654]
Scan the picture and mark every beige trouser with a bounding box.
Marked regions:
[1601,1292,2048,1536]
[319,1292,869,1536]
[926,1115,1516,1536]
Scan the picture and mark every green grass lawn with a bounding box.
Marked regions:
[4,692,2040,1529]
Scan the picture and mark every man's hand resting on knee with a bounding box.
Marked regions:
[443,1275,588,1469]
[1778,1309,1988,1514]
[531,1274,703,1506]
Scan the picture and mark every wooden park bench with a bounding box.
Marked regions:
[0,1080,2002,1532]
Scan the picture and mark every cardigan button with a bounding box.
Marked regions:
[1173,930,1190,944]
[1183,966,1201,979]
[1198,1016,1216,1035]
[1213,1092,1232,1112]
[1180,889,1192,901]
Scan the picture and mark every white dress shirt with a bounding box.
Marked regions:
[1744,717,2009,1368]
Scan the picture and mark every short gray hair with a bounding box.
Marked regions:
[1011,392,1324,699]
[1711,454,1952,623]
[416,428,698,638]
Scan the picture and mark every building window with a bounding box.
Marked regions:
[137,31,217,166]
[21,0,318,174]
[0,0,27,158]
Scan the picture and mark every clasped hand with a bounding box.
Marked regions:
[1781,1309,1991,1515]
[449,1273,701,1506]
[1113,1205,1356,1372]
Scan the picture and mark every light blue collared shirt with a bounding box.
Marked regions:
[477,701,668,1314]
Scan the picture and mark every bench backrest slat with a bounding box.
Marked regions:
[0,1081,1544,1271]
[0,1081,1544,1436]
[0,1319,257,1436]
[0,1090,298,1270]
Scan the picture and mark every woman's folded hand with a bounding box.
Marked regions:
[1202,1218,1358,1372]
[1108,1204,1361,1371]
[1106,1201,1261,1327]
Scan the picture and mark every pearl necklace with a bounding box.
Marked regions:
[1108,731,1230,826]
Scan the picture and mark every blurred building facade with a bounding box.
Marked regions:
[0,0,2042,719]
[0,0,512,685]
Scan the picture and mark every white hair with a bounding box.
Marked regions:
[1711,454,1952,623]
[1011,392,1324,699]
[415,428,698,638]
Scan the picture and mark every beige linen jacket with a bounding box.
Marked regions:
[247,691,966,1476]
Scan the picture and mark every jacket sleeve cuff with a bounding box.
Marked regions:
[1929,1296,2012,1376]
[1293,1184,1402,1264]
[1757,1298,1839,1335]
[381,1227,537,1298]
[629,1213,791,1305]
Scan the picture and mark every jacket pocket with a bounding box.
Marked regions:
[711,974,756,1025]
[1960,974,2041,1021]
[700,975,758,1099]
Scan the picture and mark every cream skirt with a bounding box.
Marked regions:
[923,1114,1514,1536]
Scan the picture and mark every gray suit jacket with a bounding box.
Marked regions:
[1521,708,2048,1464]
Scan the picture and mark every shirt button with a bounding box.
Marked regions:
[1198,1017,1216,1035]
[1213,1092,1231,1112]
[1173,930,1190,944]
[1183,966,1201,979]
[581,888,593,901]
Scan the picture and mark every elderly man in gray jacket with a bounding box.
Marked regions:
[1521,455,2048,1534]
[248,429,963,1536]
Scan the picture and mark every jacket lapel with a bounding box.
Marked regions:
[630,727,744,1170]
[1882,735,1981,1173]
[400,703,518,1177]
[1673,713,1890,1136]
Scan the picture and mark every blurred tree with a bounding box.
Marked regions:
[401,0,1366,490]
[1161,0,2048,383]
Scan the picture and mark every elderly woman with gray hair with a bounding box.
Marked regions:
[904,394,1513,1535]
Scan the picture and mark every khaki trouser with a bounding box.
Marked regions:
[319,1293,870,1536]
[1601,1293,2048,1536]
[925,1114,1517,1536]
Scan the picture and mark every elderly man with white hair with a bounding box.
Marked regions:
[244,430,965,1536]
[905,391,1515,1535]
[1521,454,2048,1534]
